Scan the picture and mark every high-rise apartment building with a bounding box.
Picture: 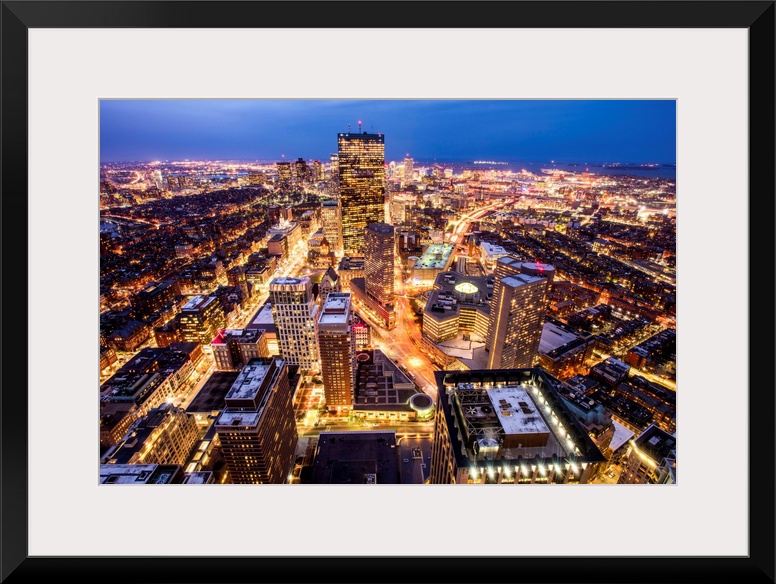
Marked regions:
[214,358,298,484]
[364,222,395,307]
[337,130,385,256]
[317,293,356,409]
[321,198,344,256]
[486,259,554,369]
[269,277,320,371]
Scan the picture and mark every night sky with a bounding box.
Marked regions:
[100,100,675,165]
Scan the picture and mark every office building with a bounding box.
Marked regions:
[276,161,292,184]
[364,222,395,307]
[321,198,344,256]
[338,130,385,255]
[269,277,320,371]
[214,358,298,484]
[430,368,606,484]
[420,271,493,368]
[403,157,414,187]
[293,157,308,183]
[486,259,554,369]
[179,295,226,346]
[317,292,356,408]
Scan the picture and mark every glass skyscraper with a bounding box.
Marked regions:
[337,131,385,256]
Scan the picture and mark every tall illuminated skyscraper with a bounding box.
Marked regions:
[364,222,395,308]
[317,292,356,409]
[486,259,554,369]
[293,157,308,183]
[321,198,344,256]
[403,156,414,188]
[338,129,385,256]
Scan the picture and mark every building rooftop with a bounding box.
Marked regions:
[634,424,676,463]
[487,386,551,437]
[496,255,524,270]
[307,431,399,484]
[319,293,351,325]
[211,328,264,346]
[268,220,299,236]
[246,302,276,333]
[436,368,607,468]
[99,463,182,484]
[181,471,214,484]
[610,420,636,452]
[501,273,543,288]
[539,320,583,354]
[366,222,395,236]
[338,131,384,141]
[480,241,508,257]
[182,295,216,312]
[224,360,273,401]
[414,243,455,270]
[186,371,240,414]
[269,276,310,290]
[215,411,260,428]
[352,350,421,411]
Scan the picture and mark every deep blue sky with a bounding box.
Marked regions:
[100,100,675,164]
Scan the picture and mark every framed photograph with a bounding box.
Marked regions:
[2,1,773,582]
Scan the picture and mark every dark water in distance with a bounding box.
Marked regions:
[418,160,676,181]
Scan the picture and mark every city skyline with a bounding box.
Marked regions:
[100,100,677,486]
[100,99,676,164]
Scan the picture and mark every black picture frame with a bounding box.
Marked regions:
[1,2,774,583]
